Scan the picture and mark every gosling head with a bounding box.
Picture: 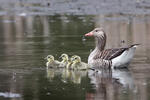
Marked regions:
[60,53,69,61]
[72,55,81,63]
[45,55,54,62]
[67,55,77,64]
[70,55,78,61]
[85,27,106,38]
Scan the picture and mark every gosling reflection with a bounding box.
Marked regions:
[46,69,55,81]
[61,69,88,84]
[46,68,88,84]
[72,70,88,84]
[87,69,134,100]
[46,68,62,81]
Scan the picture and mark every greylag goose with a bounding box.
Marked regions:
[45,55,61,69]
[85,28,139,69]
[71,55,90,70]
[59,53,69,68]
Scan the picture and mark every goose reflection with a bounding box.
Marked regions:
[87,68,134,100]
[112,69,134,89]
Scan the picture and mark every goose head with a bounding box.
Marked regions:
[60,53,69,62]
[45,55,54,62]
[85,28,105,38]
[85,28,106,51]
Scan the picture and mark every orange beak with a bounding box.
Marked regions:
[85,32,93,36]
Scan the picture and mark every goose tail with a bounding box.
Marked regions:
[130,44,140,48]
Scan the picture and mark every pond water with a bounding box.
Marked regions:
[0,14,150,100]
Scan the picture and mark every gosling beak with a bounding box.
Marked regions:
[72,58,75,61]
[44,57,47,60]
[85,32,93,36]
[59,56,62,59]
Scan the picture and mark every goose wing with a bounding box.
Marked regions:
[93,44,139,61]
[94,48,128,60]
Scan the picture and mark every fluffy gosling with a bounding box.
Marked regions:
[45,55,61,69]
[71,55,90,70]
[59,53,69,68]
[66,55,76,70]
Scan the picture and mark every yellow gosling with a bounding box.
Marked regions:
[45,55,61,69]
[66,55,76,70]
[71,55,90,70]
[59,53,69,68]
[66,59,72,69]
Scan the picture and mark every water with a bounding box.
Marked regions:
[0,3,150,100]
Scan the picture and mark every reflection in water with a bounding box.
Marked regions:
[62,69,88,84]
[0,92,21,98]
[0,14,150,100]
[46,68,136,100]
[47,68,88,84]
[87,69,136,100]
[46,69,55,81]
[112,69,134,89]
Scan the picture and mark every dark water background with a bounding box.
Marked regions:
[0,0,150,100]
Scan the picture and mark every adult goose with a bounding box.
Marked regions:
[85,28,139,69]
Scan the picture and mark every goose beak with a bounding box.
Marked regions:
[85,32,93,36]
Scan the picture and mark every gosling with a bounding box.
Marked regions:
[66,55,76,70]
[71,55,90,70]
[45,55,61,69]
[59,53,69,68]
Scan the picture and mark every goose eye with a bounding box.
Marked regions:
[95,30,99,32]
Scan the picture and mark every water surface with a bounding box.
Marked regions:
[0,14,150,100]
